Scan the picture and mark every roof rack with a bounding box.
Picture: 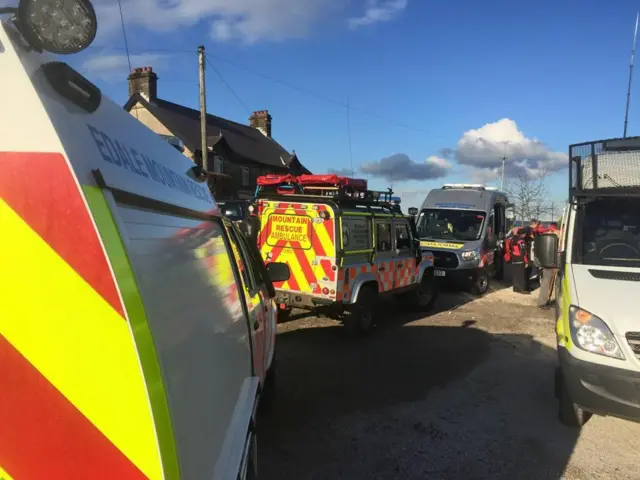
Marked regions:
[569,136,640,199]
[442,183,494,190]
[255,173,402,211]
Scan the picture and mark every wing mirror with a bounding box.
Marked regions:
[535,233,560,269]
[266,262,290,283]
[408,207,418,216]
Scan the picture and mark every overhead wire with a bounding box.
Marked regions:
[92,45,441,137]
[116,0,136,118]
[205,56,251,115]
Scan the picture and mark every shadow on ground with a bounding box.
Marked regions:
[258,321,579,480]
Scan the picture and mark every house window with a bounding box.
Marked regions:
[242,167,250,187]
[214,156,224,173]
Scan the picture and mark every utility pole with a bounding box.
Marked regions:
[198,45,208,171]
[624,12,639,138]
[500,155,507,190]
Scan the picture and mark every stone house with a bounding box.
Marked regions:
[124,66,310,199]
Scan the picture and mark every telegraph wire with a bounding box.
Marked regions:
[205,56,251,114]
[91,45,443,137]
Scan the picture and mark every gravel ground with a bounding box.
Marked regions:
[258,278,640,480]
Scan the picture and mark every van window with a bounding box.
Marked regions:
[227,222,265,292]
[376,222,392,251]
[342,216,371,251]
[417,209,485,241]
[576,198,640,268]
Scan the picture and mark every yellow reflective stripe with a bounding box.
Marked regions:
[314,206,335,257]
[0,201,161,479]
[0,465,14,480]
[344,249,374,255]
[560,264,573,349]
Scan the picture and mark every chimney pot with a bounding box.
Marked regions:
[249,109,272,138]
[128,66,158,100]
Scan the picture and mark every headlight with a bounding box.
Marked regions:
[461,250,479,261]
[569,306,624,360]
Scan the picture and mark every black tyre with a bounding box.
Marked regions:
[412,271,438,312]
[343,285,376,336]
[471,268,490,295]
[558,372,591,428]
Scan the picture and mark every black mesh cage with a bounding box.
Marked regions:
[569,137,640,197]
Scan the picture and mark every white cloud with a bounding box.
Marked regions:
[82,53,170,81]
[447,118,567,179]
[93,0,346,45]
[360,153,451,182]
[348,0,408,29]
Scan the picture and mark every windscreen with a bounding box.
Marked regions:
[577,198,640,268]
[417,208,485,241]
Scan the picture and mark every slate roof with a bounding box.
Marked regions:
[124,93,309,172]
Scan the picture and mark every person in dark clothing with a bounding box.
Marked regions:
[506,227,531,294]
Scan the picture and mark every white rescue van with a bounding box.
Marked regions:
[536,137,640,427]
[0,3,289,478]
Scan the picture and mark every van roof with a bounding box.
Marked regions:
[420,187,509,212]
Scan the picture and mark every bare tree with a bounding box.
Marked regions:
[504,171,549,223]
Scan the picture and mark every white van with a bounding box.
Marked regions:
[0,4,288,478]
[536,137,640,427]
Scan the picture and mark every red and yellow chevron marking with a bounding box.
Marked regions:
[0,465,14,480]
[258,202,336,296]
[0,153,162,479]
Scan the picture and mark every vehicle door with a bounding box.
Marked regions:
[374,218,394,292]
[236,224,277,377]
[482,210,496,273]
[392,219,414,289]
[224,220,271,382]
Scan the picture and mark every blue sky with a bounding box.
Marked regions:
[74,0,640,213]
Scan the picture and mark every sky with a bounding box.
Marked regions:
[66,0,640,213]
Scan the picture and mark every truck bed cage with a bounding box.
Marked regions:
[569,137,640,199]
[255,174,402,212]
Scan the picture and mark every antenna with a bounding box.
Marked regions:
[346,95,354,176]
[624,12,639,138]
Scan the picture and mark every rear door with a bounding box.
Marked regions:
[258,200,337,300]
[393,219,414,289]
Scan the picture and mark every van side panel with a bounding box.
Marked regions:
[0,153,162,479]
[83,186,180,479]
[258,201,337,299]
[114,204,253,480]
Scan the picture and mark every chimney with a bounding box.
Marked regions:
[249,110,272,138]
[128,66,158,101]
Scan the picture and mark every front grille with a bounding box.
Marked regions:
[433,251,459,269]
[626,332,640,359]
[589,269,640,282]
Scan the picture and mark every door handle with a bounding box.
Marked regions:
[253,319,259,331]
